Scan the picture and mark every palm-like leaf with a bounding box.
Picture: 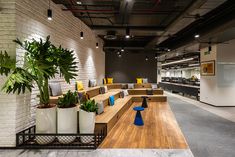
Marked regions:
[0,51,16,76]
[2,68,34,94]
[0,36,78,106]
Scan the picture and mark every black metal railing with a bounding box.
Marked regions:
[16,125,107,149]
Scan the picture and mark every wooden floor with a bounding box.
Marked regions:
[99,102,188,149]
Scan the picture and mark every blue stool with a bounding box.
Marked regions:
[133,106,144,126]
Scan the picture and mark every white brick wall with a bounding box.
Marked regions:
[0,0,105,147]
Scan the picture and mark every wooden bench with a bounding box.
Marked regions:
[128,88,163,95]
[95,96,133,132]
[91,90,121,107]
[95,95,167,133]
[49,86,101,104]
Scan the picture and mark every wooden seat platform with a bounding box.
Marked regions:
[99,101,188,149]
[96,96,133,132]
[128,88,163,95]
[92,90,121,107]
[95,95,167,134]
[131,95,167,102]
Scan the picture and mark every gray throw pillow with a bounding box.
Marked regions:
[97,101,104,115]
[89,79,97,87]
[128,83,134,89]
[121,84,127,89]
[120,91,125,98]
[49,83,62,96]
[99,87,105,94]
[152,84,158,89]
[143,78,148,83]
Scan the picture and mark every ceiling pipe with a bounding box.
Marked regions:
[145,0,207,49]
[62,9,117,13]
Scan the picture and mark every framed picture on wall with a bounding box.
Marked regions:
[201,60,215,76]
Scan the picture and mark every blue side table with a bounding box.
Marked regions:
[133,106,144,126]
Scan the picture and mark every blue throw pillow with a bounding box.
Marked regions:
[109,95,115,106]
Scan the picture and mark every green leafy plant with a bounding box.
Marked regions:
[80,99,98,113]
[57,90,78,108]
[0,36,78,107]
[0,51,16,76]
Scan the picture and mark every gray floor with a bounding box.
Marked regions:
[167,95,235,157]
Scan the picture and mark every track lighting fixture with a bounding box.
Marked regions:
[96,43,98,48]
[80,31,84,39]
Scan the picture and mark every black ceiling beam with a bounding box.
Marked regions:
[91,25,165,31]
[158,0,235,50]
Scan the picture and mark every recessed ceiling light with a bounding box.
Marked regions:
[77,1,82,5]
[167,49,171,52]
[121,48,124,52]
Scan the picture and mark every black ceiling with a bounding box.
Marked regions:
[52,0,234,61]
[52,0,194,50]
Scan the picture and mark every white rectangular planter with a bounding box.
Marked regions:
[57,106,77,144]
[36,106,56,145]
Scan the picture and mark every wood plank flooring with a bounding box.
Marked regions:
[99,102,188,149]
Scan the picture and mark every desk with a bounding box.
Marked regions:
[159,82,200,100]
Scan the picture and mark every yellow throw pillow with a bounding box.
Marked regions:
[107,78,113,84]
[76,81,84,91]
[103,78,107,84]
[136,78,143,84]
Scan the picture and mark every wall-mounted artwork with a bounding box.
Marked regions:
[201,60,215,76]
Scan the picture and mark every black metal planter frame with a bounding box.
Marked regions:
[16,125,107,149]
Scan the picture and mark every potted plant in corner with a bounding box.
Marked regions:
[57,90,78,144]
[0,36,78,144]
[79,99,98,143]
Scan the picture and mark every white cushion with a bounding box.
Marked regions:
[128,83,134,89]
[152,84,158,89]
[49,82,62,96]
[123,90,129,96]
[104,86,108,93]
[89,79,97,87]
[142,78,148,83]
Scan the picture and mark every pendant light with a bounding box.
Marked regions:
[125,27,130,39]
[145,56,149,61]
[96,42,99,48]
[80,31,84,39]
[155,53,158,59]
[47,0,52,20]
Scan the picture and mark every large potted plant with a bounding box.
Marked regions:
[57,90,78,144]
[0,36,78,144]
[79,99,98,143]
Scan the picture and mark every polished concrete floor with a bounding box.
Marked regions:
[1,93,235,157]
[0,149,194,157]
[167,92,235,157]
